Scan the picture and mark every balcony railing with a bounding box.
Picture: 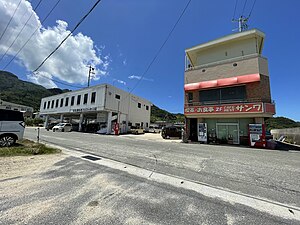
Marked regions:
[185,98,275,107]
[185,53,266,72]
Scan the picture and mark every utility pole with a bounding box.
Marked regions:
[87,65,95,87]
[232,16,248,32]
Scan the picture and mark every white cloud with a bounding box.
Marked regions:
[128,75,153,82]
[0,0,109,88]
[114,79,126,86]
[123,59,127,65]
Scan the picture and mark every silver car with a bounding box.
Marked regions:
[52,123,72,132]
[0,109,25,147]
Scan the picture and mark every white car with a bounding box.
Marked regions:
[52,123,72,132]
[0,109,25,147]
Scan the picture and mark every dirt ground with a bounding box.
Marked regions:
[0,153,66,180]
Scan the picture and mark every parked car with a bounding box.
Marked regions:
[46,122,58,131]
[0,109,25,147]
[129,126,144,135]
[148,125,161,133]
[161,126,182,139]
[52,123,72,132]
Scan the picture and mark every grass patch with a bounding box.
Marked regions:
[0,139,61,157]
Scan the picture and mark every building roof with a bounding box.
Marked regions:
[185,29,265,66]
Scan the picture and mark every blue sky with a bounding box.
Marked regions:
[0,0,300,121]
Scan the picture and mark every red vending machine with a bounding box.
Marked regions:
[248,124,266,148]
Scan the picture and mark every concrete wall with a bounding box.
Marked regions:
[271,127,300,145]
[185,56,269,84]
[195,37,257,66]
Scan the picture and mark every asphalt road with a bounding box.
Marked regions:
[24,128,300,208]
[0,153,296,225]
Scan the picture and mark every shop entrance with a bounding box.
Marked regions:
[216,123,239,144]
[189,118,198,141]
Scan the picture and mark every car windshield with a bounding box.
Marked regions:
[56,123,65,126]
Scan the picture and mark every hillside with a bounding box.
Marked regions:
[0,71,69,110]
[151,105,184,123]
[265,117,300,130]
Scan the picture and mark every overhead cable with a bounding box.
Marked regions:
[128,0,192,95]
[0,0,23,43]
[232,0,238,20]
[248,0,257,18]
[0,0,43,63]
[32,0,102,73]
[241,0,248,16]
[2,0,62,70]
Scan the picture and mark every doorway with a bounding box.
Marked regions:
[216,123,239,144]
[189,118,198,141]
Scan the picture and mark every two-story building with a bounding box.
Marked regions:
[184,29,275,145]
[40,84,152,134]
[0,99,33,118]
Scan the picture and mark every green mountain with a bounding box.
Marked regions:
[151,105,184,123]
[265,117,300,130]
[0,70,69,110]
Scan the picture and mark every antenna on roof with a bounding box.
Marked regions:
[232,16,249,32]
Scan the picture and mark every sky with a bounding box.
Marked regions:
[0,0,299,121]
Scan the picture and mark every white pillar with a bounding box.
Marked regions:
[44,115,49,128]
[60,114,64,122]
[107,111,112,134]
[79,113,84,132]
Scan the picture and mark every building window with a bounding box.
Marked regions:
[115,94,120,100]
[188,92,193,103]
[51,100,54,108]
[65,97,69,106]
[56,99,59,108]
[60,98,64,107]
[71,96,75,106]
[43,102,46,109]
[84,93,88,104]
[199,85,246,105]
[138,103,141,108]
[91,92,96,103]
[146,105,149,110]
[77,95,81,105]
[47,101,50,109]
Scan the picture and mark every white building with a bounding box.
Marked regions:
[0,99,33,118]
[39,84,152,134]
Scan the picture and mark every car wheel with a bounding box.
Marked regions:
[0,135,16,147]
[53,129,55,132]
[62,128,64,132]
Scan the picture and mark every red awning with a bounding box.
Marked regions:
[184,73,260,91]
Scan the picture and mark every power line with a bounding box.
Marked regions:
[2,0,62,70]
[31,71,84,89]
[0,0,43,63]
[128,0,192,95]
[248,0,257,18]
[32,0,102,73]
[241,0,248,16]
[0,0,23,43]
[232,0,238,20]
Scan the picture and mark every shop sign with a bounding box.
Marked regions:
[185,103,263,114]
[71,107,97,112]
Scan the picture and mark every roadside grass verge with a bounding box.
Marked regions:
[0,139,61,157]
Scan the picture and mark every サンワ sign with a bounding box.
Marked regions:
[184,103,264,114]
